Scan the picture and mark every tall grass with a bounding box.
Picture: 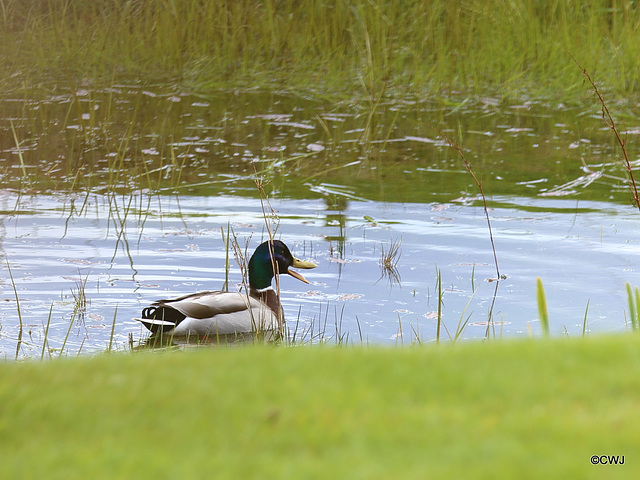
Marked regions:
[571,54,640,211]
[2,1,640,99]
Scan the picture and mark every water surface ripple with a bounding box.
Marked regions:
[0,193,638,359]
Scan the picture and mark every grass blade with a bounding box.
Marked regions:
[435,267,442,344]
[582,300,590,337]
[634,287,640,332]
[41,302,54,361]
[108,305,118,353]
[536,277,549,338]
[626,282,638,331]
[6,258,24,359]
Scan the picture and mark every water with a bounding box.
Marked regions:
[0,191,638,359]
[1,88,640,358]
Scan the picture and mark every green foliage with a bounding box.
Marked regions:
[1,336,639,478]
[536,277,550,337]
[625,282,640,331]
[2,0,640,99]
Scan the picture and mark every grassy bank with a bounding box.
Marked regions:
[1,0,640,100]
[1,335,638,478]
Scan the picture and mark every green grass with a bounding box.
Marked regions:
[2,0,640,100]
[626,282,640,331]
[1,335,638,479]
[537,277,550,337]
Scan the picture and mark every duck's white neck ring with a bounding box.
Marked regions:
[254,286,275,293]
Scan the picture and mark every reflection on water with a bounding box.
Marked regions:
[135,331,260,351]
[1,192,640,359]
[0,88,636,204]
[1,89,640,358]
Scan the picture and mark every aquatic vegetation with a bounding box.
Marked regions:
[0,84,635,205]
[2,1,640,101]
[571,55,640,212]
[536,277,550,337]
[582,300,590,337]
[625,282,640,331]
[435,267,443,343]
[377,236,401,285]
[432,127,501,280]
[5,259,24,359]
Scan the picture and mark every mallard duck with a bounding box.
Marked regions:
[135,240,316,337]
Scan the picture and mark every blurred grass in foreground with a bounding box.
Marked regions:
[1,335,638,479]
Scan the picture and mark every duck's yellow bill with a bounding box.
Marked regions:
[288,258,317,284]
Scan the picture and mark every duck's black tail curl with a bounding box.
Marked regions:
[138,305,186,334]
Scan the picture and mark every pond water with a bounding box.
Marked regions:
[1,88,640,358]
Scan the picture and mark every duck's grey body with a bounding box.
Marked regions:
[136,288,281,336]
[134,240,315,337]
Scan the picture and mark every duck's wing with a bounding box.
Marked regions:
[156,291,255,318]
[135,291,279,335]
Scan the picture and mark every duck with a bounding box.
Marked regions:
[134,240,316,337]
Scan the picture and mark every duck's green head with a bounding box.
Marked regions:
[248,240,316,291]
